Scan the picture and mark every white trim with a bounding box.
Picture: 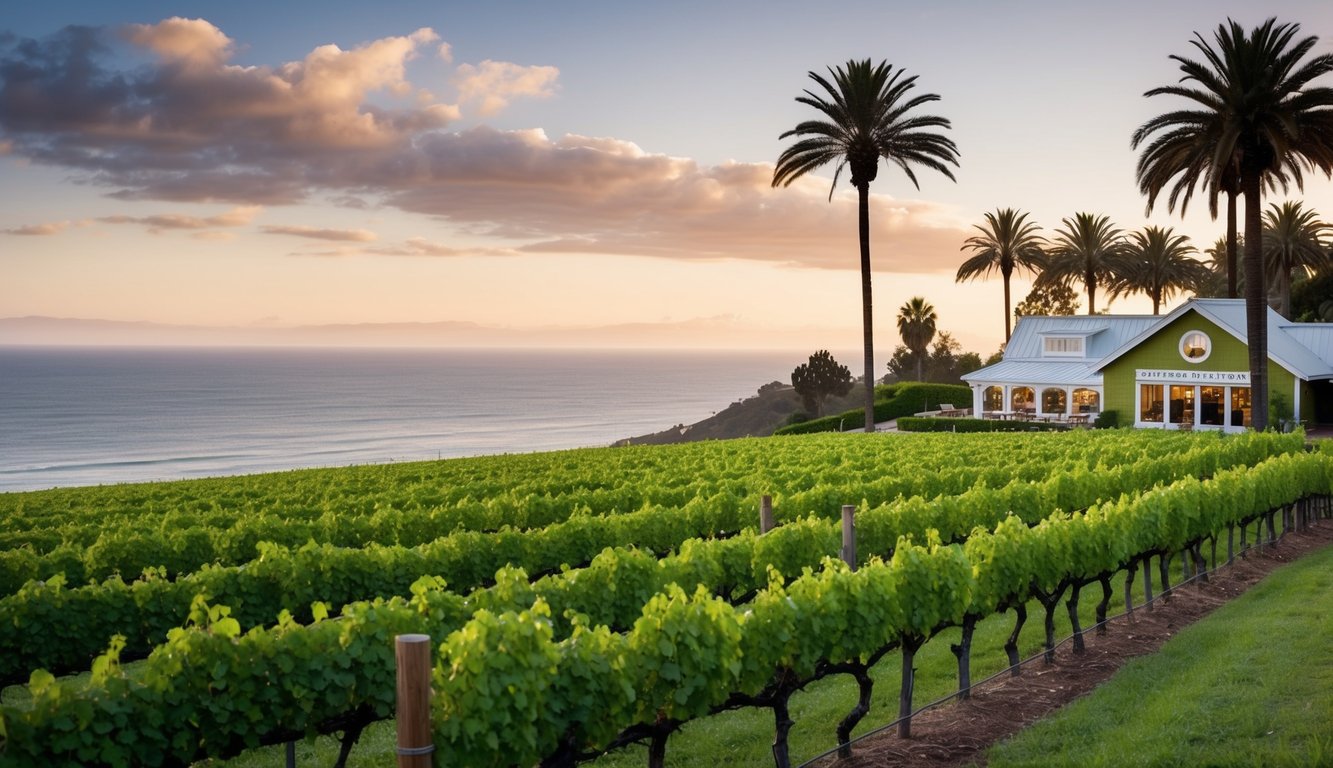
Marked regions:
[1178,329,1212,363]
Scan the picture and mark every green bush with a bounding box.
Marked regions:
[896,417,1068,433]
[773,383,972,435]
[1093,410,1119,429]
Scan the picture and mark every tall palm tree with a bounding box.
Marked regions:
[1132,104,1243,298]
[896,297,937,382]
[1137,18,1333,430]
[1116,226,1209,314]
[1262,200,1333,318]
[956,208,1046,342]
[773,59,959,432]
[1038,213,1125,314]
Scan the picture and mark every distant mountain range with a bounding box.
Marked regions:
[0,315,848,351]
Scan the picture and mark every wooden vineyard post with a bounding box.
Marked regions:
[396,634,433,768]
[841,505,857,571]
[760,495,775,534]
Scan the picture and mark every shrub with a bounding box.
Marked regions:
[1093,410,1120,429]
[896,417,1067,433]
[773,383,972,436]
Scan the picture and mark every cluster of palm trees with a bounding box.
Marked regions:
[956,202,1331,328]
[772,17,1333,433]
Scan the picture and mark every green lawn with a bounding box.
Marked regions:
[984,539,1333,768]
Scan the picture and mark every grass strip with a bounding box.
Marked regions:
[985,538,1333,768]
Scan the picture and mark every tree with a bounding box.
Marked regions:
[1291,265,1333,321]
[896,296,937,382]
[790,350,853,417]
[1117,226,1210,314]
[956,208,1046,342]
[1262,200,1332,318]
[1136,18,1333,430]
[884,332,982,385]
[1038,213,1126,314]
[773,59,959,432]
[1014,282,1081,319]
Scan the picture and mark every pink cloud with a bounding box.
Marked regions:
[0,23,967,273]
[454,60,559,116]
[98,205,262,231]
[3,221,72,236]
[261,224,377,242]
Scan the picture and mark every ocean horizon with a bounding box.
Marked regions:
[0,345,820,493]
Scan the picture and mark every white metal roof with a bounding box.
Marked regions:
[962,359,1102,387]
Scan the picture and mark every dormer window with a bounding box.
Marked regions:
[1043,336,1084,357]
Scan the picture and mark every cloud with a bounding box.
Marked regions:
[380,129,968,272]
[454,60,559,116]
[0,22,967,273]
[261,224,377,242]
[366,238,520,258]
[3,221,72,236]
[98,205,261,232]
[0,20,459,202]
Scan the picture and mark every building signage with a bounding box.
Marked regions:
[1135,369,1250,385]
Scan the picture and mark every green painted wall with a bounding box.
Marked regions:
[1101,310,1299,425]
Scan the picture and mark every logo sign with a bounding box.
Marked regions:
[1136,369,1250,385]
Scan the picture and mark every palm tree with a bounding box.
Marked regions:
[956,208,1046,342]
[1263,200,1333,318]
[1193,235,1243,297]
[896,297,937,382]
[773,59,960,432]
[1137,18,1333,430]
[1132,102,1243,298]
[1116,226,1209,314]
[1038,213,1125,314]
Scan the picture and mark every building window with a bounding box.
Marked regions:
[1043,336,1084,356]
[1042,387,1067,414]
[1072,388,1100,414]
[1011,386,1035,412]
[1179,330,1211,363]
[1200,386,1225,425]
[1140,384,1163,423]
[983,386,1003,411]
[1230,386,1251,427]
[1169,384,1194,425]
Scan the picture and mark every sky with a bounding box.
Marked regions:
[3,0,1333,358]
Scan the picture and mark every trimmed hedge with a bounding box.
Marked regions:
[774,383,972,435]
[897,416,1070,433]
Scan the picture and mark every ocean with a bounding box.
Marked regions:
[0,346,803,493]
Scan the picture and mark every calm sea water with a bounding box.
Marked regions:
[0,347,801,493]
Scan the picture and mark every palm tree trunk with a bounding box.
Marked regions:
[1152,289,1160,315]
[1226,191,1238,299]
[1087,274,1097,315]
[1242,172,1268,431]
[1002,270,1013,342]
[858,182,875,433]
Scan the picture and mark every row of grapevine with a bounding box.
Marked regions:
[0,430,1241,595]
[1,448,1323,765]
[0,431,1294,683]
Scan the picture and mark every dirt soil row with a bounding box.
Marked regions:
[810,518,1333,768]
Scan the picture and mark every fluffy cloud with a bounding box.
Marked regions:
[261,224,377,242]
[0,20,967,273]
[454,60,559,116]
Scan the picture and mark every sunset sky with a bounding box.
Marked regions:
[3,0,1333,357]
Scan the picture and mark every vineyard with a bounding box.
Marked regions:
[0,430,1330,767]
